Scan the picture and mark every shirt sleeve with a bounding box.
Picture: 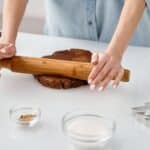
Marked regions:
[145,0,150,9]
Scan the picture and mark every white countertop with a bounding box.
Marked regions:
[0,33,150,150]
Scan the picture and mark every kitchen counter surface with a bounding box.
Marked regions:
[0,33,150,150]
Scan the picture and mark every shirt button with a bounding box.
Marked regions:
[88,21,93,26]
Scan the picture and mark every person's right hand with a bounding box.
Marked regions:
[0,38,16,76]
[0,38,16,60]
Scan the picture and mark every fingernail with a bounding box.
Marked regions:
[92,59,98,64]
[9,43,13,46]
[113,84,118,89]
[113,85,117,89]
[90,84,96,90]
[88,79,92,84]
[92,59,96,63]
[0,49,6,53]
[98,86,104,92]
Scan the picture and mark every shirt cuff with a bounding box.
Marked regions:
[145,0,150,8]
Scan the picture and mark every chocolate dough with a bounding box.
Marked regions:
[34,49,92,89]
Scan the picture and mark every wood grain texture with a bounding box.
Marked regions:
[0,55,130,82]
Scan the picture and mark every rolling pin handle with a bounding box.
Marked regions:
[0,58,12,69]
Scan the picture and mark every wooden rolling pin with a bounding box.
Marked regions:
[0,56,130,82]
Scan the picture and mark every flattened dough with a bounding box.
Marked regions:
[34,49,92,89]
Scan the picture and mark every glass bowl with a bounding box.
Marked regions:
[62,110,116,149]
[9,106,41,127]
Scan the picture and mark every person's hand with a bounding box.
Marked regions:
[0,38,16,60]
[0,38,16,76]
[88,51,124,91]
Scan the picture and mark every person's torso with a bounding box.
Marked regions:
[45,0,150,47]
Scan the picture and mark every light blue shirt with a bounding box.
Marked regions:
[44,0,150,47]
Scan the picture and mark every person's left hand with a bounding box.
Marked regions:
[88,50,124,91]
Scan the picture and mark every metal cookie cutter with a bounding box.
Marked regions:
[132,105,146,123]
[144,102,150,127]
[132,102,150,127]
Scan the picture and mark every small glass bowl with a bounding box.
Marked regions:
[9,106,41,127]
[62,110,116,149]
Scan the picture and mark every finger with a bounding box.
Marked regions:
[6,44,16,55]
[90,84,96,90]
[0,44,16,58]
[0,43,8,49]
[0,47,7,54]
[113,68,124,88]
[88,62,105,84]
[98,69,117,91]
[0,43,10,55]
[0,47,6,59]
[91,53,99,65]
[88,56,107,83]
[0,47,8,58]
[92,60,112,86]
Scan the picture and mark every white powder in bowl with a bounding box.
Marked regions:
[66,115,114,143]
